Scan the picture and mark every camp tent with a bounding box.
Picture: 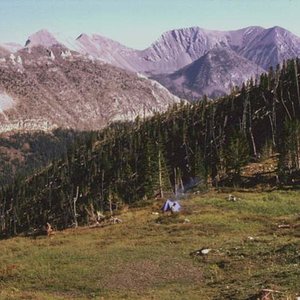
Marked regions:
[161,199,181,213]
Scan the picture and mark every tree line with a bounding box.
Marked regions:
[1,58,300,237]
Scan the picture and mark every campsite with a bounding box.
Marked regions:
[0,189,299,300]
[161,198,181,213]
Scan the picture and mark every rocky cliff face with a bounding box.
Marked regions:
[0,44,180,133]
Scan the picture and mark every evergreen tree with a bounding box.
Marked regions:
[225,130,250,185]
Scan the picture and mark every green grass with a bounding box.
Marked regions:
[0,190,300,299]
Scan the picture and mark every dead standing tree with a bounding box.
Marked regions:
[85,203,105,226]
[46,222,54,236]
[158,147,163,198]
[73,186,79,228]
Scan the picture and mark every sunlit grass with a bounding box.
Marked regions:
[0,190,299,299]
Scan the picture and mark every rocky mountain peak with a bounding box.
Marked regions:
[25,29,61,48]
[237,26,300,70]
[152,45,264,99]
[76,33,89,41]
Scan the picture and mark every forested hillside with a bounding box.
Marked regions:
[1,59,300,237]
[0,129,93,186]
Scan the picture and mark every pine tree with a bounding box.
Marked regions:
[225,130,250,185]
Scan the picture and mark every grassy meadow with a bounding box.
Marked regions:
[0,190,299,299]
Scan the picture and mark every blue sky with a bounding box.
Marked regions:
[0,0,299,49]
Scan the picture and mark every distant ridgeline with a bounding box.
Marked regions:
[1,58,300,237]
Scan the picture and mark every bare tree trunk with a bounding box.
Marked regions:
[248,99,257,157]
[158,148,163,198]
[109,191,113,217]
[101,170,104,211]
[13,208,17,235]
[73,186,79,228]
[249,127,257,158]
[280,88,292,120]
[296,124,300,169]
[174,168,177,196]
[262,93,276,147]
[180,175,184,192]
[0,198,6,232]
[242,93,248,134]
[288,90,296,117]
[294,59,300,107]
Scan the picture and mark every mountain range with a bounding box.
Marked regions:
[1,25,300,132]
[17,26,300,74]
[0,43,179,132]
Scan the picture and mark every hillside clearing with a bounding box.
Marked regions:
[0,190,299,300]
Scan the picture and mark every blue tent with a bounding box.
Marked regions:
[161,199,181,213]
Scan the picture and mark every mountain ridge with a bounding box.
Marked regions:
[152,45,265,99]
[1,25,300,115]
[0,44,180,133]
[11,25,300,74]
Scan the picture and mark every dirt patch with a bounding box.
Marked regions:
[102,259,202,291]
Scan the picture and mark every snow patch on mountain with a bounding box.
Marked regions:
[0,92,15,113]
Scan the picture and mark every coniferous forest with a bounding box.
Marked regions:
[0,129,90,186]
[1,58,300,237]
